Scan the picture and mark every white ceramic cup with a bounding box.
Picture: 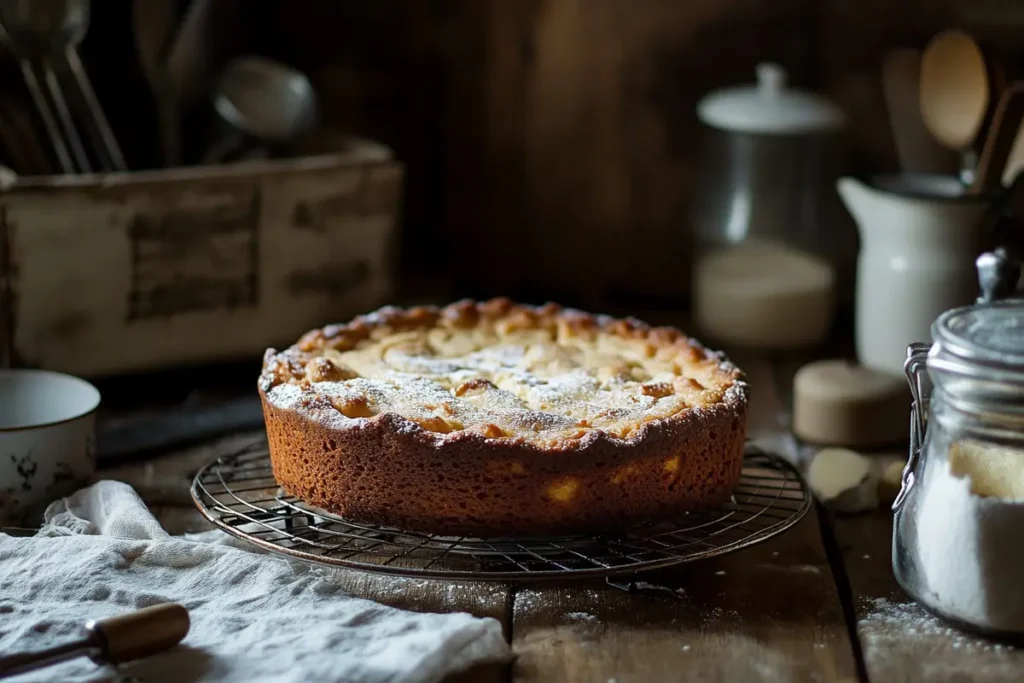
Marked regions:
[0,369,101,527]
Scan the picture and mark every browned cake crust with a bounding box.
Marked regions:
[259,299,749,536]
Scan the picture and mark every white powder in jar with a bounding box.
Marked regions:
[913,440,1024,631]
[693,241,836,350]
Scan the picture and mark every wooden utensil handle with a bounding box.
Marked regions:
[0,639,95,679]
[86,603,190,664]
[970,82,1024,194]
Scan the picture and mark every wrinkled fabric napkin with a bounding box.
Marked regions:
[0,481,512,683]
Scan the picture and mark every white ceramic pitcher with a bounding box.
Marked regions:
[837,175,993,376]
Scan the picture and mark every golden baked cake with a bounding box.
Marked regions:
[259,299,749,536]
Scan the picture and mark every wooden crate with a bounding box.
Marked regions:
[0,137,402,377]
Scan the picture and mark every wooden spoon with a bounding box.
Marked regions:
[920,30,991,155]
[1001,118,1024,186]
[968,82,1024,195]
[1008,166,1024,219]
[881,48,958,173]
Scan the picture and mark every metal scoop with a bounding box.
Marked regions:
[203,55,318,164]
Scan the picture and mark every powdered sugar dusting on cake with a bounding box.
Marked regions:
[265,307,744,443]
[266,382,305,410]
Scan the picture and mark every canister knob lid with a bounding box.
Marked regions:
[977,248,1022,304]
[696,62,846,135]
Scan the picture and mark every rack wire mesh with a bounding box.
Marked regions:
[192,441,810,581]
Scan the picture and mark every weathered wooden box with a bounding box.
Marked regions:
[0,137,402,377]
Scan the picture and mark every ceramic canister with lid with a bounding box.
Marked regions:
[894,249,1024,637]
[691,62,855,351]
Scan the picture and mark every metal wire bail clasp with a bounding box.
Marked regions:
[894,342,931,511]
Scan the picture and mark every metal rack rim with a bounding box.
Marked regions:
[191,442,810,581]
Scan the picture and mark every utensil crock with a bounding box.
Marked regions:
[838,174,994,376]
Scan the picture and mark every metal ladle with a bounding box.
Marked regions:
[203,56,319,164]
[0,0,127,173]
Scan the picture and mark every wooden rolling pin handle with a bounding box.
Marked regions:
[86,603,190,664]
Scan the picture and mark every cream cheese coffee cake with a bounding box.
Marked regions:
[259,299,749,536]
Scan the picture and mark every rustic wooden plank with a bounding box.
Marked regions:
[150,504,213,536]
[100,431,266,506]
[443,664,507,683]
[441,0,814,304]
[833,512,1024,683]
[511,506,858,682]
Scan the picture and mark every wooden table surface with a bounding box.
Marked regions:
[96,354,1024,682]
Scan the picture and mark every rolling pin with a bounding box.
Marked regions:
[0,603,190,679]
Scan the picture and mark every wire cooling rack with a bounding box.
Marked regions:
[191,441,810,581]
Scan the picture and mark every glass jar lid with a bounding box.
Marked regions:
[928,300,1024,405]
[935,301,1024,367]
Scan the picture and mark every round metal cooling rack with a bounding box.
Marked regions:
[191,441,810,581]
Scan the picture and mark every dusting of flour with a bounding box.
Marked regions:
[859,597,1017,678]
[859,598,1013,650]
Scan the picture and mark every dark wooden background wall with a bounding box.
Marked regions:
[88,0,1024,309]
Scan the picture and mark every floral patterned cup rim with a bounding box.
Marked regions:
[0,369,101,432]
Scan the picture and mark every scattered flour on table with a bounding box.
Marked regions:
[565,611,598,623]
[700,606,740,627]
[332,574,509,612]
[859,598,1015,653]
[513,589,603,614]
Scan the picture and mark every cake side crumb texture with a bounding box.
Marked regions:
[259,299,749,535]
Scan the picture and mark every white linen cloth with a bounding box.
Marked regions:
[0,481,512,683]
